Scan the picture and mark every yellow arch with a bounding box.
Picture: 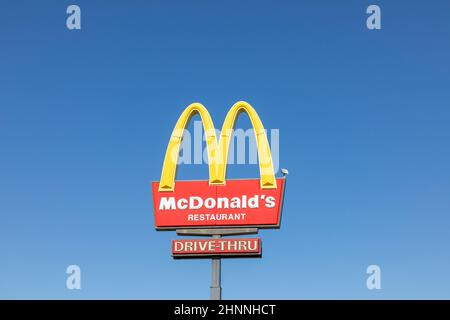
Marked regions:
[158,101,277,191]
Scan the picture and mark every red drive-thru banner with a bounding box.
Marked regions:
[152,178,285,229]
[172,238,261,258]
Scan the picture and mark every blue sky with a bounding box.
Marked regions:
[1,0,449,299]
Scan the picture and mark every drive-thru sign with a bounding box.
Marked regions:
[151,101,286,299]
[172,238,261,258]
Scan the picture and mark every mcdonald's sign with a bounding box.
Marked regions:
[152,101,286,229]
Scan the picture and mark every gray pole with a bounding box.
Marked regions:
[210,234,222,300]
[176,227,261,300]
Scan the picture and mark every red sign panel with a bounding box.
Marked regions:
[152,178,285,229]
[172,238,261,258]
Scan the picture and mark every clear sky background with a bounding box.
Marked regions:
[1,1,449,299]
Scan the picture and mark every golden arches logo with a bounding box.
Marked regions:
[159,101,277,192]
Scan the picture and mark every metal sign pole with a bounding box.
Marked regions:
[176,227,261,300]
[210,234,222,300]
